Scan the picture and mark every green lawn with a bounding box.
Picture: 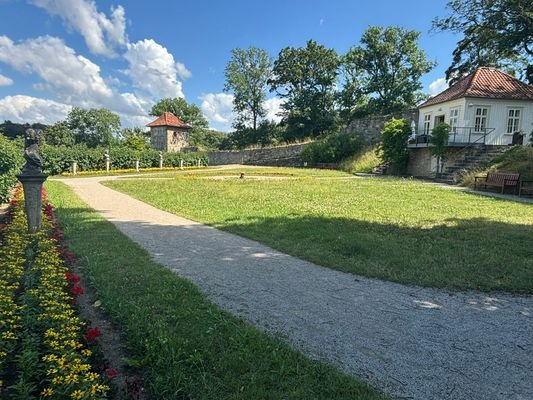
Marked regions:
[46,181,385,400]
[105,167,533,293]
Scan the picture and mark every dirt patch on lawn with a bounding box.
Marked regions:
[203,174,296,180]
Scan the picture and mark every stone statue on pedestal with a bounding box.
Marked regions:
[17,128,47,233]
[22,128,44,173]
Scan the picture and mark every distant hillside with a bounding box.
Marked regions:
[0,121,49,139]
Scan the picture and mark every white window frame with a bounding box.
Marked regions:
[449,107,459,133]
[423,113,431,134]
[506,108,521,134]
[473,107,489,133]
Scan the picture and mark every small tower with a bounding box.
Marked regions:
[147,112,192,152]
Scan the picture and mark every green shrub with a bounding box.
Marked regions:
[339,147,381,173]
[302,133,361,164]
[40,144,208,175]
[429,123,450,176]
[0,133,23,202]
[379,118,410,175]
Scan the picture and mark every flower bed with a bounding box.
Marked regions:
[0,188,111,399]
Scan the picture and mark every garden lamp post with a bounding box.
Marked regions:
[17,128,48,233]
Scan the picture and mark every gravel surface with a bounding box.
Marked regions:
[57,176,533,400]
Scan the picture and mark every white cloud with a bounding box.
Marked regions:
[124,39,187,100]
[29,0,127,57]
[0,35,146,118]
[0,95,71,124]
[428,78,448,96]
[200,92,235,131]
[264,97,284,123]
[176,62,192,80]
[0,35,112,100]
[0,74,13,86]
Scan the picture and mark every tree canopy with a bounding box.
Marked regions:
[224,47,272,132]
[66,107,121,148]
[270,40,339,141]
[44,122,75,147]
[433,0,533,84]
[149,98,209,129]
[341,26,435,117]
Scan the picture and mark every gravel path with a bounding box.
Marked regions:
[57,176,533,400]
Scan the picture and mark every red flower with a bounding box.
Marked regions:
[86,327,101,340]
[106,369,117,378]
[64,252,75,265]
[70,284,84,295]
[65,272,81,283]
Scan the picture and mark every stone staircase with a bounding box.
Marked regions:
[440,145,510,182]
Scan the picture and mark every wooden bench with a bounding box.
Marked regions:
[519,180,533,197]
[474,172,520,194]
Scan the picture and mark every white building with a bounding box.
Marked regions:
[411,67,533,147]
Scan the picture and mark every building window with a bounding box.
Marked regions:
[506,108,521,134]
[473,107,488,132]
[423,114,431,134]
[449,108,459,132]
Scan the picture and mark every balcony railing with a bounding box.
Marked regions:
[408,127,495,147]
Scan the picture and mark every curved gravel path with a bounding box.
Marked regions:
[56,176,532,400]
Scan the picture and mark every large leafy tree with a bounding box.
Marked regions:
[341,26,435,117]
[433,0,533,84]
[66,107,121,148]
[224,47,272,132]
[43,122,75,147]
[121,127,150,152]
[149,97,209,129]
[270,40,339,141]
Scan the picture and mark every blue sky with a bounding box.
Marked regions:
[0,0,458,131]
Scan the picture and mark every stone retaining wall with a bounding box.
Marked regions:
[344,109,419,145]
[208,143,308,166]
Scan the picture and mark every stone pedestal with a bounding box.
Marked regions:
[17,173,48,233]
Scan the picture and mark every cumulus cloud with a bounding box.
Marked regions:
[264,97,284,123]
[124,39,188,100]
[200,92,235,131]
[0,74,13,86]
[29,0,127,57]
[428,78,448,96]
[0,95,71,124]
[176,62,192,80]
[0,35,146,120]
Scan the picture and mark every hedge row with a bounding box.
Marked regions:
[0,135,23,203]
[41,145,208,175]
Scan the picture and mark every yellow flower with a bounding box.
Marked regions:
[41,387,54,397]
[70,389,85,399]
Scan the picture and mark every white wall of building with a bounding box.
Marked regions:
[418,97,533,145]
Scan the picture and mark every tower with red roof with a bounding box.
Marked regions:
[146,112,192,152]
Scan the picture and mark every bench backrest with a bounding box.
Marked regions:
[486,172,520,185]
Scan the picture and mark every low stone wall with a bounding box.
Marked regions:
[208,143,308,167]
[345,109,419,145]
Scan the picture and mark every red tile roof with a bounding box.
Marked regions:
[146,112,192,128]
[420,67,533,108]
